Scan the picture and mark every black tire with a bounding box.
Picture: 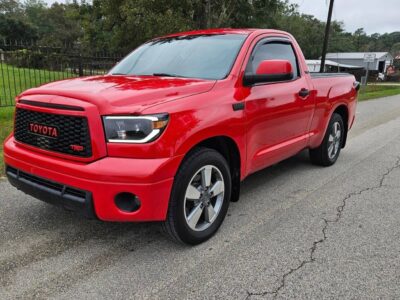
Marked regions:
[162,147,232,245]
[309,113,344,166]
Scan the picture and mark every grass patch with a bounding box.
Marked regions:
[0,107,15,177]
[0,63,76,106]
[358,84,400,101]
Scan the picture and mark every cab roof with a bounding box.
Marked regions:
[160,28,289,39]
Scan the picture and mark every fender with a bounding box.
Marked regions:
[309,101,349,149]
[174,126,246,179]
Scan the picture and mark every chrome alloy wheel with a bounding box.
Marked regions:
[183,165,225,232]
[328,121,341,160]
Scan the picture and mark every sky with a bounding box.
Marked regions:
[289,0,400,34]
[44,0,399,35]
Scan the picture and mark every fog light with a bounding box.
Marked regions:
[115,192,141,212]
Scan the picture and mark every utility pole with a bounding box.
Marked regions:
[320,0,335,73]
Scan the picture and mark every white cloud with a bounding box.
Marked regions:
[289,0,400,34]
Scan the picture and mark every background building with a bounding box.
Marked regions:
[325,52,394,73]
[306,59,363,73]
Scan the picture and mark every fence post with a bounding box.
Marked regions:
[77,41,84,77]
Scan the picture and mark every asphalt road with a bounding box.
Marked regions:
[1,95,400,299]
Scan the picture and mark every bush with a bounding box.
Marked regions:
[387,72,400,82]
[5,49,44,68]
[4,49,72,71]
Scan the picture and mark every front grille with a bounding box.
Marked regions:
[14,108,92,157]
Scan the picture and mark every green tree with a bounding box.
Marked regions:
[0,0,21,15]
[0,14,37,40]
[391,42,400,57]
[0,0,37,40]
[353,28,369,51]
[1,0,400,60]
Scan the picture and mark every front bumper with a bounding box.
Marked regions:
[6,165,96,219]
[4,136,182,222]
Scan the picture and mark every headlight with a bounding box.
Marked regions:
[103,114,169,143]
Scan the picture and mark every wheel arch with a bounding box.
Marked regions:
[333,104,349,148]
[183,136,242,202]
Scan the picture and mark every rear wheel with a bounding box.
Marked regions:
[309,113,344,166]
[163,148,231,245]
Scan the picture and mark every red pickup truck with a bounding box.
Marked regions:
[4,29,358,244]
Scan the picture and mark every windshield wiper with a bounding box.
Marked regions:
[111,72,187,78]
[152,73,186,78]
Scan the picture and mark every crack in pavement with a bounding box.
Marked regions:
[246,156,400,299]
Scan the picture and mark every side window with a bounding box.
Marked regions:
[247,42,299,79]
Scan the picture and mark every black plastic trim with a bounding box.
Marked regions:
[6,165,96,219]
[299,88,310,97]
[14,108,92,158]
[232,102,245,111]
[19,100,84,111]
[354,81,361,91]
[259,37,291,44]
[243,72,294,86]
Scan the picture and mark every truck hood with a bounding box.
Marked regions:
[20,75,216,113]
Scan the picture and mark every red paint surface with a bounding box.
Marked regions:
[256,60,293,75]
[4,29,357,221]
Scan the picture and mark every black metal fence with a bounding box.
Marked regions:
[0,40,124,107]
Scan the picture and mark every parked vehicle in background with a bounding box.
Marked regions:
[4,29,359,244]
[377,73,385,81]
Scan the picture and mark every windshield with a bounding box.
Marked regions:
[109,34,247,80]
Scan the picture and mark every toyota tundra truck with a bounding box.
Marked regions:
[3,29,359,244]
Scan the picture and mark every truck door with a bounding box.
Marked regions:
[243,37,315,173]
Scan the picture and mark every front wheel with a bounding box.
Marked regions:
[163,148,231,245]
[309,113,344,166]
